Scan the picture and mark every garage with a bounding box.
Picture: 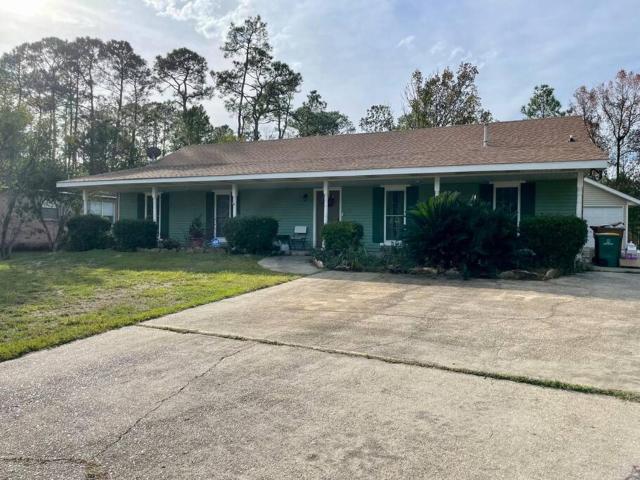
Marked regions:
[582,178,640,248]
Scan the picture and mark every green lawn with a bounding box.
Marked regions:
[0,250,295,361]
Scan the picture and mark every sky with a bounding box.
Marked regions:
[1,0,638,132]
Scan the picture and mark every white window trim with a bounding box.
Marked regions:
[89,198,116,223]
[312,187,343,248]
[492,181,523,226]
[212,190,232,239]
[383,185,407,245]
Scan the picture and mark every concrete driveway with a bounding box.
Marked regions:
[1,271,640,479]
[147,270,640,394]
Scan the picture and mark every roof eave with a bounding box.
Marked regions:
[57,159,609,189]
[584,177,640,206]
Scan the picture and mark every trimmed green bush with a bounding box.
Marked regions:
[66,215,112,251]
[112,219,158,251]
[404,192,518,278]
[321,221,364,253]
[160,238,181,251]
[519,215,588,271]
[224,216,279,254]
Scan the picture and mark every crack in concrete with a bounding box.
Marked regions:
[136,323,640,403]
[0,455,106,479]
[95,342,255,458]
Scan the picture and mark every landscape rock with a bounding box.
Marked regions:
[498,269,542,281]
[544,268,562,280]
[443,268,462,279]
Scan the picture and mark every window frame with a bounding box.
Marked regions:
[89,198,116,223]
[492,181,522,226]
[383,185,407,245]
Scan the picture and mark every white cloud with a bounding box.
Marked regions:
[396,35,415,49]
[429,40,445,55]
[448,46,464,60]
[143,0,254,39]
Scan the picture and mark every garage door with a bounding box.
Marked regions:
[583,206,624,247]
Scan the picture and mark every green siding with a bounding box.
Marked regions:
[119,193,139,220]
[418,183,435,202]
[535,179,577,216]
[168,191,206,243]
[442,182,480,201]
[343,186,376,250]
[239,188,314,247]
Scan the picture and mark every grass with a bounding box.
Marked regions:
[0,250,295,362]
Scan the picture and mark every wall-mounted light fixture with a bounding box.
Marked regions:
[302,193,309,202]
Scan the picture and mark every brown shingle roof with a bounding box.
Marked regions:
[62,116,607,184]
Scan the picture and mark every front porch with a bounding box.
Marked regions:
[83,172,583,251]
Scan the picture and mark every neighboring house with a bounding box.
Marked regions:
[0,191,59,250]
[583,178,640,247]
[58,116,612,251]
[0,191,117,250]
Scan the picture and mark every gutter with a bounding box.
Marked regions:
[57,159,609,189]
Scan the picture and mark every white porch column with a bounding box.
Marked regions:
[576,171,584,218]
[82,190,89,214]
[231,183,238,218]
[323,180,329,224]
[151,187,158,223]
[434,176,441,197]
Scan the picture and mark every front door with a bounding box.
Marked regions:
[215,193,231,238]
[315,190,341,246]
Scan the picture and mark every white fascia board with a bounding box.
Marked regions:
[57,159,608,189]
[584,177,640,206]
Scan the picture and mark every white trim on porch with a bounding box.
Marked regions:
[312,186,343,248]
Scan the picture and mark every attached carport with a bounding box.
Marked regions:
[583,177,640,247]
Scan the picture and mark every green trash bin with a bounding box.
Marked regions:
[594,233,622,267]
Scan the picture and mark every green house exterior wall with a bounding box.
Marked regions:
[115,178,578,248]
[342,186,376,250]
[119,193,139,220]
[535,179,577,216]
[168,191,207,243]
[239,188,314,248]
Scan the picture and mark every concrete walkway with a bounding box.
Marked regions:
[258,255,319,275]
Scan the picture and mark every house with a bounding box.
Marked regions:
[57,116,612,251]
[0,191,117,251]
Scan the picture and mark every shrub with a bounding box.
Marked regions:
[380,244,415,273]
[224,216,279,254]
[519,215,588,272]
[112,219,158,251]
[321,221,364,253]
[160,238,181,251]
[66,215,112,251]
[404,192,518,278]
[188,216,205,240]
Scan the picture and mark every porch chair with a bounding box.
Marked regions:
[290,226,308,251]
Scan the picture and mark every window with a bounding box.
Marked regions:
[493,182,521,225]
[89,199,116,223]
[384,187,406,242]
[41,201,58,221]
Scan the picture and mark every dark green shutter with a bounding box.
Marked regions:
[478,184,493,204]
[160,193,170,238]
[235,193,240,217]
[205,192,215,237]
[137,193,145,219]
[372,187,384,244]
[406,185,419,211]
[521,182,536,217]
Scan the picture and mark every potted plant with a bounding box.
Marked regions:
[188,216,205,247]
